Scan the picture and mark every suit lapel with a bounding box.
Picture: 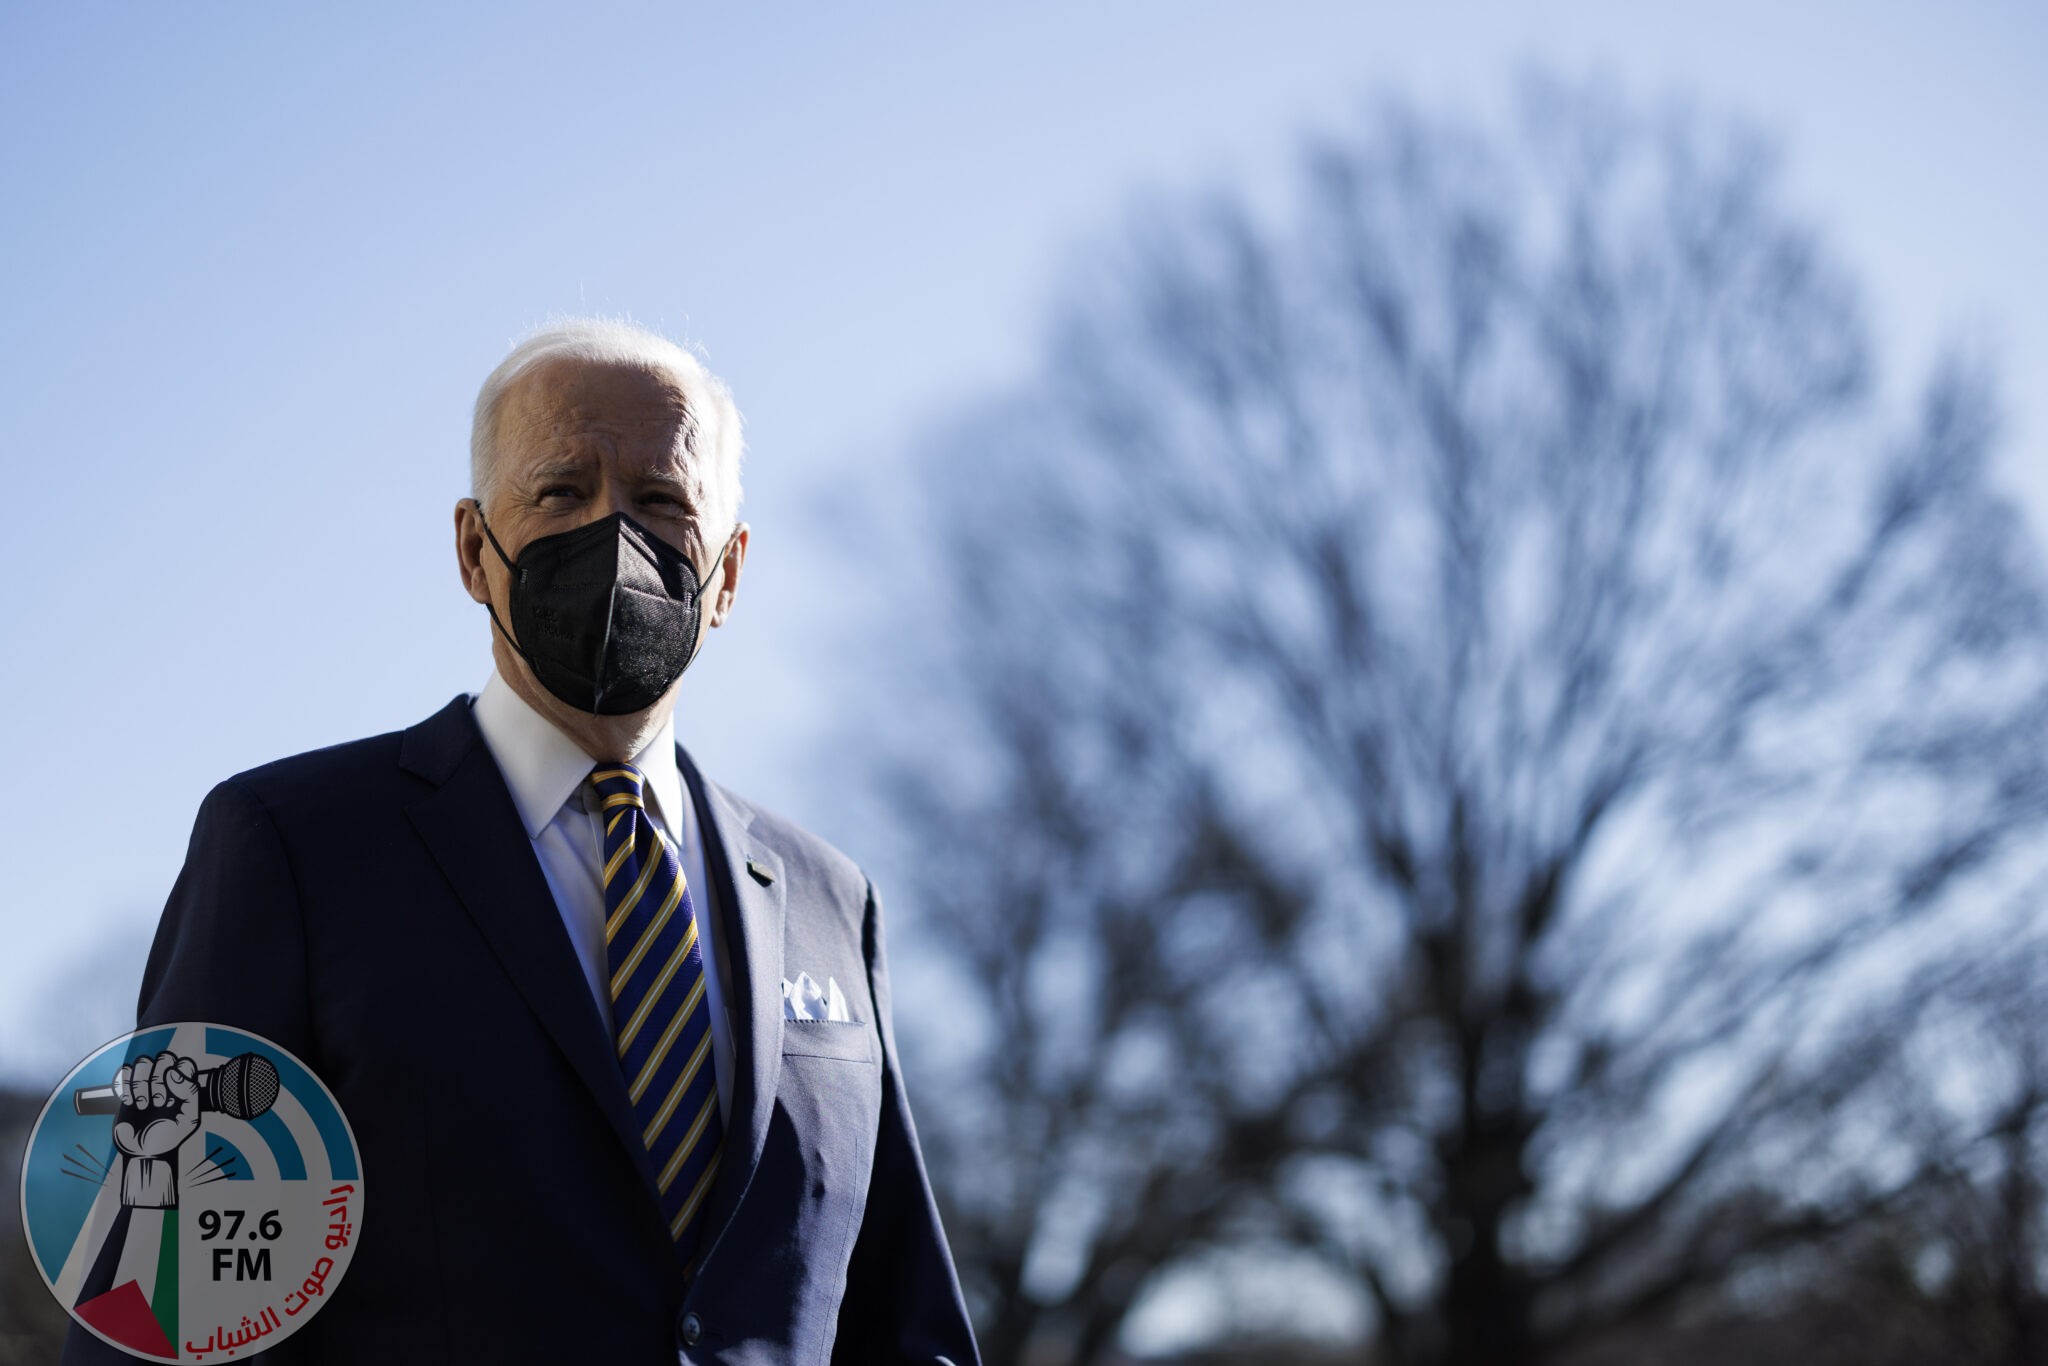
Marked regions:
[398,697,673,1227]
[674,740,785,1270]
[395,695,786,1277]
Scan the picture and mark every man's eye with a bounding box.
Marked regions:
[537,485,580,502]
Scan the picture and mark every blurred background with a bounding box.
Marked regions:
[4,4,2047,1363]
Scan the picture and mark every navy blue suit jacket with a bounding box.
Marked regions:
[61,694,981,1365]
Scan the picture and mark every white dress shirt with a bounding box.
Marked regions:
[470,669,735,1124]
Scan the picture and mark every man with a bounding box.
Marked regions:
[61,320,982,1365]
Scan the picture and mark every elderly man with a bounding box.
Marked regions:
[62,320,981,1365]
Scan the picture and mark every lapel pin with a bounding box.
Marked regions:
[746,857,776,886]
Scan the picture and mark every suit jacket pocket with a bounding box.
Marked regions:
[780,1018,877,1063]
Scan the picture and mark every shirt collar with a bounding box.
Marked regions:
[471,669,684,841]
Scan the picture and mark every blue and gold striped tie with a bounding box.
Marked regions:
[590,761,724,1271]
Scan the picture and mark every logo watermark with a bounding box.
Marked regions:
[18,1023,363,1360]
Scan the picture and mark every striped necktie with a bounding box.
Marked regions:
[589,761,725,1271]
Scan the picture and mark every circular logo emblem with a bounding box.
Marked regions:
[18,1023,363,1360]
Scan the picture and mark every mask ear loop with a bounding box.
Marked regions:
[472,504,548,677]
[680,523,742,672]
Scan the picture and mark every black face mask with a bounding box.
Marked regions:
[475,507,737,716]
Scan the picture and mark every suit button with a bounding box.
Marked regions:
[680,1312,703,1346]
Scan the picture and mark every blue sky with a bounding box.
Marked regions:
[2,0,2043,1149]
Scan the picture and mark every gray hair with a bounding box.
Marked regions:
[470,317,745,541]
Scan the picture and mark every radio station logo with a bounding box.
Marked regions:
[18,1023,363,1360]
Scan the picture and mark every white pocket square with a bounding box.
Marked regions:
[783,970,855,1022]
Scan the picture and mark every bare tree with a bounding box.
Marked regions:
[1560,942,2048,1366]
[0,1086,72,1366]
[870,83,2048,1366]
[1848,943,2048,1366]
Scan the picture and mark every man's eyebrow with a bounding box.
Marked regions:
[521,458,594,484]
[516,460,695,496]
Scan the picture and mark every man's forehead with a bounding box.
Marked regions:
[497,357,694,465]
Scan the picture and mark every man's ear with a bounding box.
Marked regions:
[454,499,492,606]
[706,522,749,628]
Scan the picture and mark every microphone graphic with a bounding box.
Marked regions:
[73,1051,282,1121]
